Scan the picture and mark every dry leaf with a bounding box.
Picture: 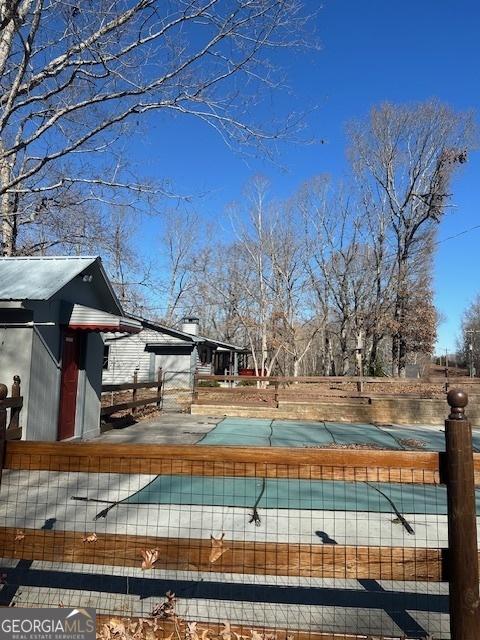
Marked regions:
[209,533,228,564]
[14,531,25,542]
[220,622,232,640]
[151,591,177,620]
[108,618,126,636]
[187,622,200,640]
[250,631,263,640]
[82,533,98,543]
[201,629,213,640]
[141,548,159,570]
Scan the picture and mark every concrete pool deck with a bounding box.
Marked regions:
[93,413,472,451]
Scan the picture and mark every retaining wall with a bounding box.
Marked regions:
[191,396,480,426]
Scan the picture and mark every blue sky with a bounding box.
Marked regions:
[132,0,480,353]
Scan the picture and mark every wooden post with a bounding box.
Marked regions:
[0,383,8,484]
[193,372,199,403]
[274,380,279,408]
[157,368,162,408]
[9,375,21,429]
[444,389,480,638]
[132,371,138,415]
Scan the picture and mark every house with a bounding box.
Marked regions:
[102,316,247,392]
[0,256,141,441]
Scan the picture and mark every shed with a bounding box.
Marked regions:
[103,317,247,391]
[0,256,141,440]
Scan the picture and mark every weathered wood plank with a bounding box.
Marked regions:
[194,399,276,407]
[0,397,23,409]
[101,395,162,416]
[96,615,404,640]
[3,441,447,483]
[197,388,276,394]
[0,527,447,581]
[6,441,442,475]
[196,374,463,385]
[102,382,161,392]
[5,427,22,441]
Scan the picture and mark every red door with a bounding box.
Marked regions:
[58,330,80,440]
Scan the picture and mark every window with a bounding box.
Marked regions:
[103,345,110,370]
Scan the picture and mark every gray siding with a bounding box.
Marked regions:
[27,327,61,440]
[77,332,103,439]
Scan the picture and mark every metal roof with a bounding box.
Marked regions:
[69,304,142,334]
[127,315,246,351]
[0,256,98,301]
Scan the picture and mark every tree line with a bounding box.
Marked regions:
[157,102,475,377]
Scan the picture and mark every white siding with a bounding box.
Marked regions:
[103,327,194,384]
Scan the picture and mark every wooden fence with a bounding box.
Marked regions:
[0,375,23,441]
[101,369,162,418]
[0,391,478,638]
[193,373,480,409]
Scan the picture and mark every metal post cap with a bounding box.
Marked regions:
[447,388,468,420]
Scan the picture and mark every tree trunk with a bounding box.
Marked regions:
[340,326,349,376]
[0,144,14,256]
[369,334,379,376]
[293,359,300,377]
[398,335,407,378]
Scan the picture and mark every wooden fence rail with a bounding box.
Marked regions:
[101,368,162,417]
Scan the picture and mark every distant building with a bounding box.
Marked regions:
[0,256,141,440]
[102,316,247,392]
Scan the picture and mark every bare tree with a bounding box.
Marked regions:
[460,296,480,377]
[157,208,201,325]
[348,101,476,376]
[0,0,313,255]
[300,180,374,375]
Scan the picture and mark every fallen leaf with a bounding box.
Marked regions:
[187,622,200,640]
[151,591,177,620]
[201,629,213,640]
[108,618,126,636]
[250,631,263,640]
[220,622,232,640]
[141,548,159,570]
[82,533,98,543]
[14,531,25,542]
[209,534,228,564]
